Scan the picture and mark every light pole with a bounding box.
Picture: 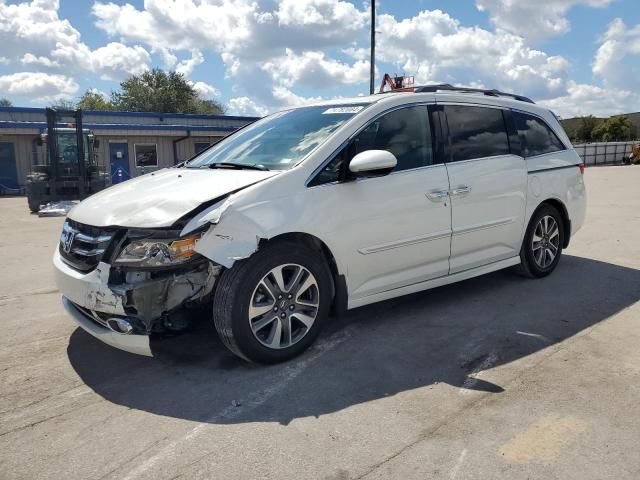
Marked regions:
[369,0,375,95]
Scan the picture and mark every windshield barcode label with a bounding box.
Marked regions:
[322,106,365,114]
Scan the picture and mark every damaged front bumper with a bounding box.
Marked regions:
[54,248,221,356]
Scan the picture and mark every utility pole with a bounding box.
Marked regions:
[369,0,375,95]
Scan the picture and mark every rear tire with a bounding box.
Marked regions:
[516,204,565,278]
[212,240,333,364]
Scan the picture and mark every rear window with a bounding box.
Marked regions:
[513,112,565,157]
[444,105,510,162]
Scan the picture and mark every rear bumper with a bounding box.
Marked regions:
[62,296,152,356]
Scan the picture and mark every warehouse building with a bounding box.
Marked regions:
[0,107,259,193]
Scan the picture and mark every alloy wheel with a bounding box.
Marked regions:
[532,215,560,269]
[248,264,320,349]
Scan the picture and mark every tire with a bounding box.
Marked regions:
[28,198,40,213]
[212,240,333,364]
[516,204,565,278]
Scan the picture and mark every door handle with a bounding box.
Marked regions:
[450,185,472,196]
[426,190,450,201]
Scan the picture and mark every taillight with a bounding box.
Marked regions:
[578,164,585,175]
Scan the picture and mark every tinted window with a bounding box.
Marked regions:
[514,112,565,157]
[309,106,433,186]
[445,105,510,162]
[354,106,433,171]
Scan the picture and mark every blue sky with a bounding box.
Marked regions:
[1,0,639,117]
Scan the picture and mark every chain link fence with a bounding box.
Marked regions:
[573,141,636,166]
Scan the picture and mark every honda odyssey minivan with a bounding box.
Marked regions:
[54,85,586,363]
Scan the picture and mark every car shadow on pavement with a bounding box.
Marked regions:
[67,255,640,425]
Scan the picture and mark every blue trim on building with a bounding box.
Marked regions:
[0,121,238,133]
[0,106,260,122]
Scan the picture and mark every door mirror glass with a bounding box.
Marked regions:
[349,149,397,174]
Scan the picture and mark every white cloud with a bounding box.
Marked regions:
[476,0,613,42]
[176,50,204,76]
[593,18,640,91]
[272,86,324,107]
[539,81,640,117]
[262,49,368,89]
[191,81,220,99]
[90,43,151,80]
[0,1,151,80]
[0,72,78,101]
[227,96,269,117]
[374,10,569,100]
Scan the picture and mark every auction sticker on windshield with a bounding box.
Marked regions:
[322,106,365,114]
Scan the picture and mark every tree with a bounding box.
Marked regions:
[575,115,601,142]
[77,90,114,111]
[0,98,12,107]
[591,115,633,142]
[110,68,224,114]
[49,99,76,110]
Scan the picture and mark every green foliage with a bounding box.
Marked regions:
[49,99,76,110]
[0,98,12,107]
[110,68,224,114]
[77,90,114,111]
[591,115,633,142]
[576,115,601,143]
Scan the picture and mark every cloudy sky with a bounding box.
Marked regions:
[0,0,639,118]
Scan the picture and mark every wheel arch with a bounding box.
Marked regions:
[532,198,571,248]
[258,232,348,316]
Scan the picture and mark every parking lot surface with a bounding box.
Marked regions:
[1,165,640,480]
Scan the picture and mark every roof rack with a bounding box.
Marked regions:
[412,84,535,104]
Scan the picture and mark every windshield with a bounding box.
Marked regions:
[55,132,91,165]
[187,104,368,170]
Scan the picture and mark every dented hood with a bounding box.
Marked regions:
[68,167,277,228]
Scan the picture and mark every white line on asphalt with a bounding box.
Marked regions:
[449,448,468,480]
[121,328,354,480]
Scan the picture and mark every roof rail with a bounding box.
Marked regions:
[412,84,535,104]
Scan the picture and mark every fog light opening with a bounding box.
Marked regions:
[106,317,134,335]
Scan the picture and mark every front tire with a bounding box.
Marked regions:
[517,205,565,278]
[212,240,333,363]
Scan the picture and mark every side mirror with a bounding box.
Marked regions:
[349,149,397,174]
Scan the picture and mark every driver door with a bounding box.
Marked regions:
[307,105,452,304]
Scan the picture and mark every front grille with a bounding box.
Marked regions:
[74,303,110,328]
[59,219,117,272]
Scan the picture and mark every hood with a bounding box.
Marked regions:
[68,167,278,228]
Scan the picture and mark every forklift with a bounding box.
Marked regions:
[25,108,109,212]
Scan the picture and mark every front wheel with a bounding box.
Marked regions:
[517,205,565,278]
[212,241,333,363]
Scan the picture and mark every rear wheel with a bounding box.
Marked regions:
[517,205,565,278]
[212,241,332,363]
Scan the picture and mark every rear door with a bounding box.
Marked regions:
[442,104,527,273]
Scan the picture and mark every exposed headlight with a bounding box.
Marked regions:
[114,233,202,268]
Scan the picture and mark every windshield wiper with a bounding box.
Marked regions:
[208,162,270,171]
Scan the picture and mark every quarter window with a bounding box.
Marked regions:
[514,112,565,157]
[444,105,510,162]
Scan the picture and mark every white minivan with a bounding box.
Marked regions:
[54,86,586,363]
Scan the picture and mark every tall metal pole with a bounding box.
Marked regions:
[369,0,375,95]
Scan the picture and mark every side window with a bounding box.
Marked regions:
[514,112,565,157]
[354,106,433,171]
[309,106,433,186]
[444,105,510,162]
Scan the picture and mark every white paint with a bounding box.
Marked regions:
[121,328,354,480]
[449,448,468,480]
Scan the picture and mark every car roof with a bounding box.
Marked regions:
[299,90,551,117]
